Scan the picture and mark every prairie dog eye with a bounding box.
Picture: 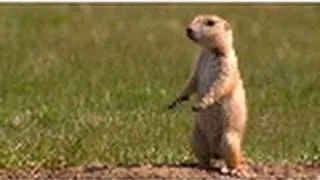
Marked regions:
[205,19,215,26]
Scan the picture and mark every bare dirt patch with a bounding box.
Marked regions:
[1,161,319,179]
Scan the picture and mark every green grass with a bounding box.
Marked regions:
[0,4,319,168]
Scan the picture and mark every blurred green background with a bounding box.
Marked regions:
[0,5,319,168]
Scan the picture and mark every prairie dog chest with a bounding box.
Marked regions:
[196,52,219,96]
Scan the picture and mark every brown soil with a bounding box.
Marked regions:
[1,161,319,180]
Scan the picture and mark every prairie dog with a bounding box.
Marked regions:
[168,14,248,176]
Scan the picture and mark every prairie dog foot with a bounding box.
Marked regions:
[220,165,256,178]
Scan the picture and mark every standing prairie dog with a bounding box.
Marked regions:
[168,14,248,176]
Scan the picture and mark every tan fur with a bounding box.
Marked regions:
[168,14,248,176]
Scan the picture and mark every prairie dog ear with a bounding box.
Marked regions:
[224,21,231,31]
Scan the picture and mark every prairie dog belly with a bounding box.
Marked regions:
[194,52,223,135]
[196,53,218,99]
[194,103,224,142]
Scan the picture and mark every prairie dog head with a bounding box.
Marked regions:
[186,14,233,54]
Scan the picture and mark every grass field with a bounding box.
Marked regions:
[0,5,319,169]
